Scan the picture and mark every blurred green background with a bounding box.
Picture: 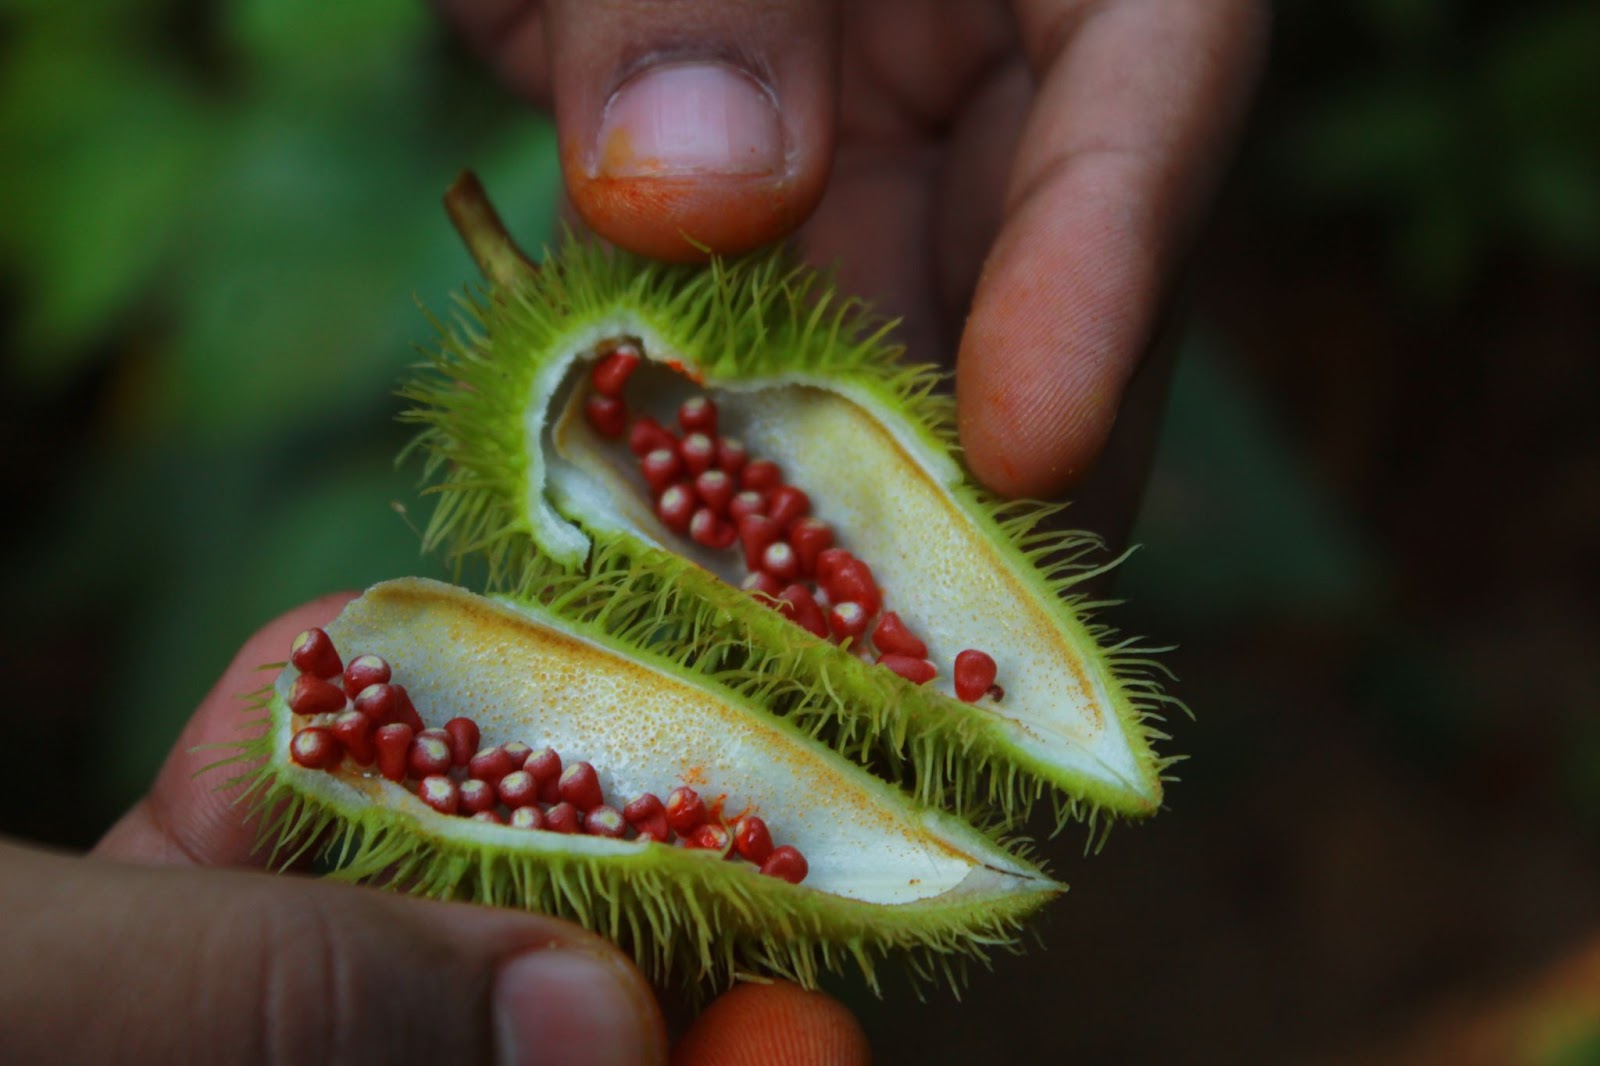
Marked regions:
[2,0,1597,1061]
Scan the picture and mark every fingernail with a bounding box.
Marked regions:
[595,62,783,179]
[495,948,655,1066]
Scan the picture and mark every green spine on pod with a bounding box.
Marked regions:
[229,577,1061,992]
[401,173,1186,834]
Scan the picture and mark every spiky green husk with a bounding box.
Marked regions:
[401,224,1181,833]
[232,751,1051,995]
[222,580,1061,995]
[516,540,1178,840]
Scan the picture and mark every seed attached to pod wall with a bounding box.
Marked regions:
[290,628,342,679]
[402,174,1183,830]
[239,578,1059,991]
[954,649,999,703]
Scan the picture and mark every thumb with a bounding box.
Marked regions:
[542,0,839,262]
[0,840,665,1066]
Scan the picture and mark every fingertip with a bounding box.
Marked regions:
[541,0,838,263]
[672,981,870,1066]
[95,590,361,866]
[559,59,830,261]
[955,199,1149,499]
[565,164,827,263]
[956,340,1121,500]
[496,946,669,1066]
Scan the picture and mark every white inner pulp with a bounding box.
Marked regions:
[541,335,1151,800]
[312,579,1050,906]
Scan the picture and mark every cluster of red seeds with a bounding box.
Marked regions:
[583,342,1003,703]
[283,626,808,884]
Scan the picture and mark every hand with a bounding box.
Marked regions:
[0,596,868,1066]
[443,0,1267,499]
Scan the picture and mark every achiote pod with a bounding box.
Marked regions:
[403,174,1184,833]
[237,577,1060,990]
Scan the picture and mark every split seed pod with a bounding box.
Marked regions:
[402,174,1183,831]
[240,578,1060,990]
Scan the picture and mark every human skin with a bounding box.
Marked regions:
[442,0,1269,499]
[0,595,869,1066]
[0,4,1268,1060]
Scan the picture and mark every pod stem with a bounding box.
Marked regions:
[445,171,538,288]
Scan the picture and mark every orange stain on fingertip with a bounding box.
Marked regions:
[563,141,817,263]
[672,982,872,1066]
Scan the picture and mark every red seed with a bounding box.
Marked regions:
[352,682,398,723]
[390,684,425,732]
[526,748,562,803]
[624,793,665,823]
[827,601,870,643]
[458,778,497,815]
[680,432,716,476]
[584,394,628,438]
[544,802,579,834]
[689,508,737,550]
[665,787,706,834]
[510,805,546,830]
[716,437,747,475]
[728,489,766,521]
[988,684,1006,701]
[472,810,505,825]
[954,649,999,703]
[558,761,605,811]
[468,746,514,786]
[734,815,774,865]
[497,770,539,809]
[591,345,641,397]
[502,741,533,768]
[657,484,695,533]
[629,416,677,457]
[342,654,391,699]
[742,571,782,600]
[584,805,627,838]
[641,447,684,494]
[760,845,808,884]
[525,747,562,786]
[374,723,413,782]
[765,486,810,531]
[289,674,347,717]
[814,547,853,583]
[778,585,829,639]
[789,518,834,576]
[879,653,937,685]
[443,717,480,767]
[289,726,340,770]
[331,710,375,765]
[872,611,927,658]
[737,514,781,571]
[678,395,718,435]
[760,541,800,583]
[686,822,731,853]
[409,733,453,778]
[289,628,342,679]
[418,775,459,815]
[693,469,735,515]
[741,459,783,493]
[825,558,880,617]
[633,812,671,843]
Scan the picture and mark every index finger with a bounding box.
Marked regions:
[956,0,1268,497]
[93,592,358,867]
